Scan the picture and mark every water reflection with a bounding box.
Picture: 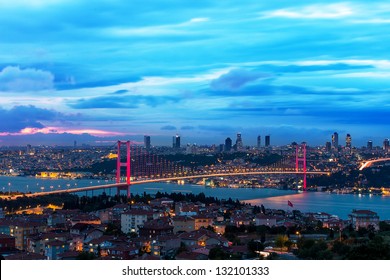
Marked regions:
[1,175,390,219]
[245,192,390,219]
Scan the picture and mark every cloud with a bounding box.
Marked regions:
[160,125,177,130]
[262,3,354,19]
[257,63,373,73]
[0,0,66,8]
[0,66,54,92]
[0,132,123,146]
[0,105,69,133]
[210,69,269,91]
[69,94,180,109]
[181,126,195,130]
[112,89,129,95]
[56,77,141,90]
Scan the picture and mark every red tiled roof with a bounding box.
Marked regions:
[122,209,153,216]
[351,209,377,215]
[46,240,66,247]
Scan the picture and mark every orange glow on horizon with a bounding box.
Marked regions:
[4,126,127,137]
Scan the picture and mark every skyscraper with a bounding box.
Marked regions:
[332,132,339,150]
[384,139,390,151]
[257,135,261,149]
[367,140,373,151]
[325,142,331,152]
[236,133,243,150]
[265,135,270,147]
[346,134,351,148]
[144,135,151,150]
[173,134,181,149]
[224,137,232,152]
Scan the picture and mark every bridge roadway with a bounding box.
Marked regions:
[16,170,329,198]
[359,157,390,170]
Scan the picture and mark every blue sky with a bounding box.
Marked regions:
[0,0,389,147]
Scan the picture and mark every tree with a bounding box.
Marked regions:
[379,221,390,232]
[296,239,332,260]
[248,240,264,255]
[329,229,335,239]
[275,235,289,252]
[77,252,97,260]
[209,247,229,260]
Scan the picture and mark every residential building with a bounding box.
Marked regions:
[172,216,195,233]
[45,240,69,260]
[139,218,174,238]
[0,234,16,253]
[194,215,213,230]
[255,214,277,227]
[9,221,47,250]
[121,209,152,234]
[349,209,380,230]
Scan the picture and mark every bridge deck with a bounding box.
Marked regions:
[8,171,329,198]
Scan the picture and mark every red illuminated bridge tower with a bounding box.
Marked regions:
[116,141,131,198]
[295,142,307,190]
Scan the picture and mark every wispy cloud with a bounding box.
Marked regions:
[104,17,209,37]
[68,93,180,109]
[160,125,177,131]
[261,3,355,19]
[210,69,270,91]
[0,66,54,92]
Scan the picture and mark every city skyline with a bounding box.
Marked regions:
[1,1,390,146]
[0,131,389,149]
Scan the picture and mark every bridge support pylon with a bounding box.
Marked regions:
[116,141,131,198]
[296,142,307,191]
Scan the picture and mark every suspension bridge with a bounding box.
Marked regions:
[359,157,390,170]
[10,141,330,198]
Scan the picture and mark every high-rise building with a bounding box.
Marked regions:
[236,133,243,150]
[346,134,351,148]
[384,139,390,151]
[325,142,331,152]
[26,144,32,154]
[173,134,181,149]
[265,135,270,147]
[224,137,232,152]
[367,140,373,151]
[332,132,339,150]
[144,135,151,150]
[257,136,261,149]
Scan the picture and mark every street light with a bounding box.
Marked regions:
[8,182,11,196]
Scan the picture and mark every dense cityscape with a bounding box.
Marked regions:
[1,0,390,269]
[0,132,390,260]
